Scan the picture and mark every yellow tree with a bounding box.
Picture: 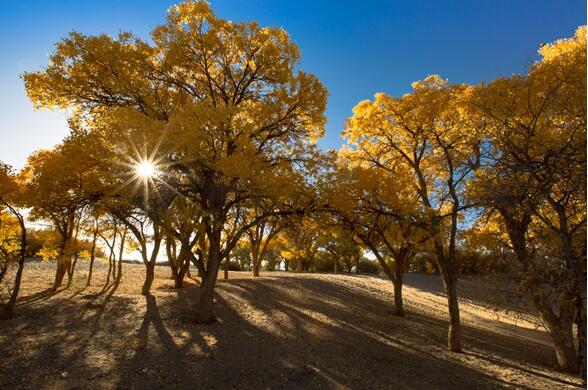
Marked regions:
[280,216,321,273]
[0,163,28,319]
[317,227,361,274]
[24,1,326,322]
[24,140,102,290]
[163,196,203,288]
[320,160,420,316]
[469,26,586,374]
[343,76,480,350]
[245,212,282,277]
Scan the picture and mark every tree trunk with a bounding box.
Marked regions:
[141,227,162,296]
[105,252,113,286]
[66,218,83,289]
[552,206,586,377]
[53,233,74,291]
[393,281,404,317]
[194,272,217,323]
[193,229,222,323]
[295,259,303,273]
[0,262,7,287]
[53,254,70,291]
[173,244,192,289]
[87,228,98,287]
[116,231,126,284]
[551,322,579,373]
[576,296,586,380]
[252,260,260,277]
[104,232,116,287]
[440,267,462,352]
[1,217,26,319]
[166,238,179,280]
[355,256,360,275]
[116,254,123,284]
[393,258,405,316]
[534,297,579,373]
[333,259,339,274]
[252,243,261,277]
[434,237,462,353]
[142,262,155,296]
[67,254,78,288]
[223,259,229,280]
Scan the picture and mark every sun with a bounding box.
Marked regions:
[136,160,157,178]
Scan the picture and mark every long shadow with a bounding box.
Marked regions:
[216,276,574,388]
[465,352,582,387]
[0,282,136,389]
[1,271,582,389]
[18,287,61,306]
[401,273,531,315]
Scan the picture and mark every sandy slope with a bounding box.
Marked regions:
[0,260,583,389]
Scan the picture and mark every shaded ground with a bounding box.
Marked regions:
[0,260,583,389]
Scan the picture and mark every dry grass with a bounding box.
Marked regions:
[0,259,583,389]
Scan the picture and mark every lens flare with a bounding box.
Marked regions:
[136,160,156,178]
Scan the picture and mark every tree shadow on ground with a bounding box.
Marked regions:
[0,271,582,389]
[211,277,576,388]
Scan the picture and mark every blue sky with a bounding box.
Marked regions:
[0,0,585,168]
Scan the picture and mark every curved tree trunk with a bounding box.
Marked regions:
[535,297,579,373]
[67,254,79,288]
[104,232,116,287]
[53,254,70,291]
[173,243,192,289]
[434,234,462,352]
[140,225,162,296]
[53,231,74,291]
[142,262,155,295]
[551,322,578,373]
[1,216,26,320]
[166,238,179,280]
[436,258,462,352]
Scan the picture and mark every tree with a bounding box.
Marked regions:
[280,217,321,273]
[164,196,202,288]
[469,26,586,374]
[0,163,28,319]
[320,162,420,316]
[245,210,282,277]
[317,228,361,274]
[24,1,326,322]
[343,76,481,351]
[23,141,101,290]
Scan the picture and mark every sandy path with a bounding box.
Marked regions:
[0,260,582,389]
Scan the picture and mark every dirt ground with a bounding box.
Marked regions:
[0,260,583,389]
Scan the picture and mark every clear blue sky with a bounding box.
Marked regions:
[0,0,585,168]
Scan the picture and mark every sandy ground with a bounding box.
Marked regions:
[0,259,583,389]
